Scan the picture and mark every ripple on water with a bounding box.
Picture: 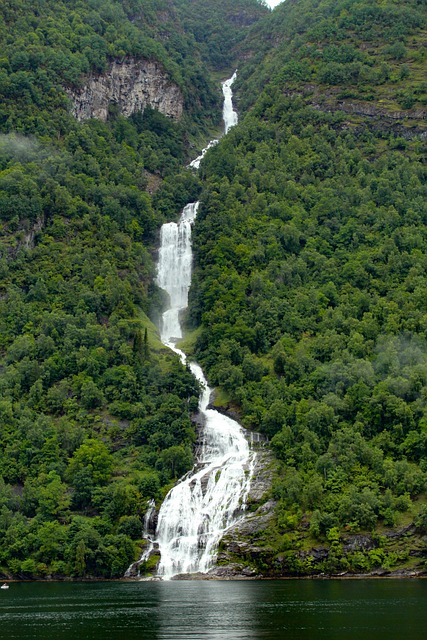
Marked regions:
[1,581,427,639]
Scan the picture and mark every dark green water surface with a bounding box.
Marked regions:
[0,579,425,639]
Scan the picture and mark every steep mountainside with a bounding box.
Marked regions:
[0,0,223,129]
[0,0,266,579]
[2,0,426,581]
[189,0,427,576]
[172,0,268,69]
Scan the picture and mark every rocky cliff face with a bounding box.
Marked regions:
[68,58,184,122]
[207,448,277,579]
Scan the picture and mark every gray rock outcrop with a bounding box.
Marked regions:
[207,449,277,578]
[68,58,184,122]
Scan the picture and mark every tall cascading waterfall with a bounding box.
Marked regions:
[154,72,256,579]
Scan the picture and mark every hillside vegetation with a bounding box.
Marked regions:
[190,0,427,574]
[0,0,266,578]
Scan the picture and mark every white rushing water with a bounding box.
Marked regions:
[189,70,237,169]
[125,499,156,577]
[222,71,238,134]
[154,73,255,579]
[189,140,218,170]
[157,202,199,348]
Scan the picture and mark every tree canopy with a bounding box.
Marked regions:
[189,0,427,575]
[0,0,265,578]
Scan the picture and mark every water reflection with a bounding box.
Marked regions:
[157,581,259,639]
[1,580,427,639]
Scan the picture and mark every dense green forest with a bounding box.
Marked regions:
[0,0,266,578]
[172,0,267,69]
[1,0,427,579]
[189,0,427,574]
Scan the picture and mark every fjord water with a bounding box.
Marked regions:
[2,580,427,639]
[155,73,255,578]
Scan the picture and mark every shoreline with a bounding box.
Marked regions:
[2,569,426,583]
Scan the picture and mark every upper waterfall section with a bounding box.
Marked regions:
[68,58,184,122]
[190,72,238,169]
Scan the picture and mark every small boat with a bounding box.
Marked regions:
[1,584,9,589]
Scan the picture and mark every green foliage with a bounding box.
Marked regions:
[0,0,270,579]
[237,0,427,113]
[2,0,425,579]
[0,0,226,133]
[189,0,427,563]
[172,0,268,70]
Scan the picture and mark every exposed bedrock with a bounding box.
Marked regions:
[68,58,184,122]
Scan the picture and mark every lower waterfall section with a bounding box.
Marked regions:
[155,360,255,578]
[154,201,256,579]
[148,72,256,579]
[125,499,156,578]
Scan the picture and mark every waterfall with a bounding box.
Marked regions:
[153,72,255,579]
[222,71,238,134]
[125,499,156,577]
[189,141,218,170]
[189,69,237,169]
[157,202,199,347]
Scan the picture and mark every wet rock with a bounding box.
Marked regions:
[207,564,243,578]
[246,451,275,504]
[297,547,329,562]
[387,569,423,577]
[201,449,276,577]
[207,564,260,579]
[369,569,390,577]
[241,566,258,577]
[310,547,330,562]
[383,524,416,539]
[342,535,378,553]
[22,217,44,251]
[126,543,160,578]
[170,572,213,580]
[4,216,45,260]
[207,401,242,423]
